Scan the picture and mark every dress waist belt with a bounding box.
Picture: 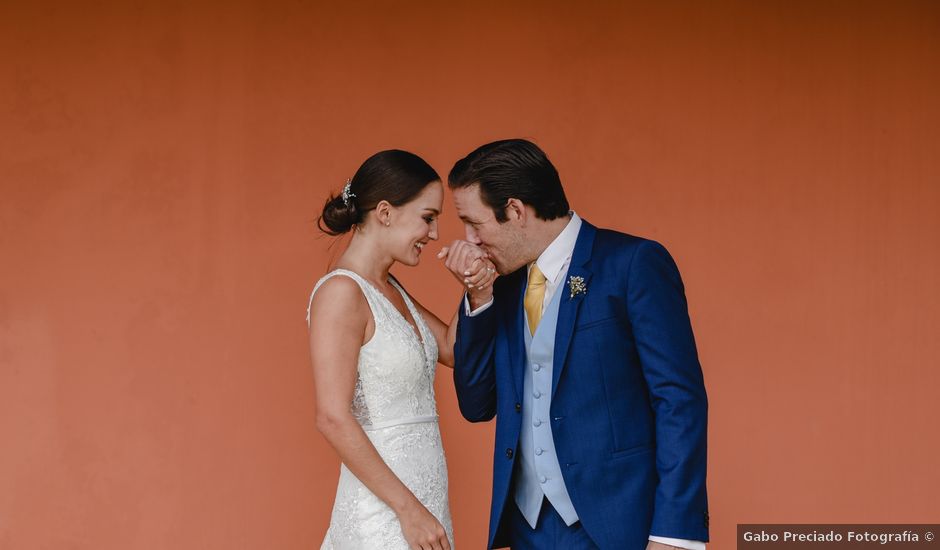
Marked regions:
[362,415,438,431]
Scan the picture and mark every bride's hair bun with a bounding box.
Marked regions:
[317,150,440,236]
[318,192,359,236]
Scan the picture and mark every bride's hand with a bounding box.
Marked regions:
[439,241,497,311]
[465,256,497,292]
[438,240,497,291]
[397,501,451,550]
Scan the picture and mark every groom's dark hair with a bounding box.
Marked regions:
[448,139,570,222]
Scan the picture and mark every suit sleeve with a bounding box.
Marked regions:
[627,240,709,542]
[452,294,499,422]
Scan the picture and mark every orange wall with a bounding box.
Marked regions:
[2,1,938,548]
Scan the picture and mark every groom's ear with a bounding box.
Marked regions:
[505,198,526,226]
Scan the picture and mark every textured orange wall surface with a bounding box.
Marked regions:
[2,1,939,548]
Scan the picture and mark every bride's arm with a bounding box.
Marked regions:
[309,276,449,550]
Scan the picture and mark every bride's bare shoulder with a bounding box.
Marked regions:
[308,274,369,325]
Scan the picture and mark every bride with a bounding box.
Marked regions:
[306,150,495,550]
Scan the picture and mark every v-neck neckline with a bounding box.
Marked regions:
[385,279,428,354]
[344,271,428,356]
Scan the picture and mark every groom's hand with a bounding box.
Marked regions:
[438,240,496,308]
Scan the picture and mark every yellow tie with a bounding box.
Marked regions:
[524,264,547,336]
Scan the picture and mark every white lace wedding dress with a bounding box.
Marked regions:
[307,269,454,549]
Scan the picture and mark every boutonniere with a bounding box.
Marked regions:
[568,275,587,299]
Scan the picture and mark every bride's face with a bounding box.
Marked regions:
[386,181,443,266]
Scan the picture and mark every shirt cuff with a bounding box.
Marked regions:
[648,536,706,550]
[463,295,494,316]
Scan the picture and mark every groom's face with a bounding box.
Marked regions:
[452,185,527,275]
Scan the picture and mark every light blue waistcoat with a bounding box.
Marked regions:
[514,280,579,528]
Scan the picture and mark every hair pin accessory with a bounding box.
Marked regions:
[341,178,356,207]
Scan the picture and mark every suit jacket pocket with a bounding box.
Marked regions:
[610,443,654,460]
[575,315,620,332]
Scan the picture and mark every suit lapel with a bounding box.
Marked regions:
[551,221,596,399]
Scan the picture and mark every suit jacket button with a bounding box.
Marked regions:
[515,402,521,412]
[506,448,514,459]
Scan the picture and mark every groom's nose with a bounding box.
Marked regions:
[465,225,482,244]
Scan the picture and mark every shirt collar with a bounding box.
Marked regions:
[532,212,582,286]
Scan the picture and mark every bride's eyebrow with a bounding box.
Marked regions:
[423,208,441,215]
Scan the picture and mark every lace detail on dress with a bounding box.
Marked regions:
[307,269,452,549]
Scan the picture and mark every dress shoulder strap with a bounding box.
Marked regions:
[306,269,383,327]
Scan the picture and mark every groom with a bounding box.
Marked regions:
[441,139,709,549]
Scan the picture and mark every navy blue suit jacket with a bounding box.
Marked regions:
[453,221,709,549]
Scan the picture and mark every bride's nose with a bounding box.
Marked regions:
[427,220,438,241]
